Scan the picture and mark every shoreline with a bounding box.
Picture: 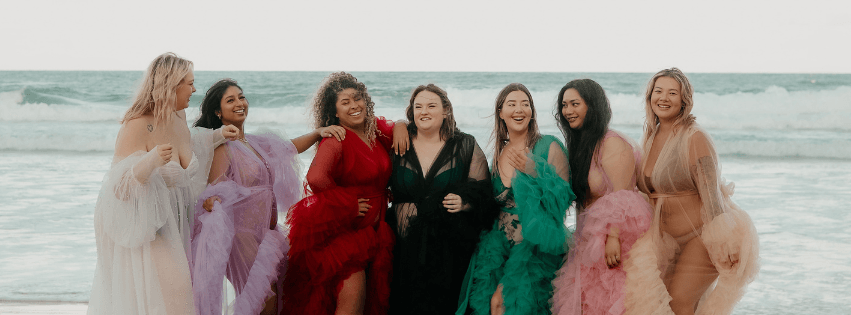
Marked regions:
[0,301,87,315]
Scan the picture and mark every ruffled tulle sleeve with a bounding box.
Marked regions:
[689,129,759,278]
[253,129,303,215]
[451,139,499,232]
[512,136,576,255]
[287,137,360,253]
[190,180,246,315]
[190,127,228,195]
[96,149,172,249]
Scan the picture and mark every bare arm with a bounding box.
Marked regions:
[290,126,346,154]
[600,136,636,193]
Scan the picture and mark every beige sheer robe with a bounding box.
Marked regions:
[624,124,759,315]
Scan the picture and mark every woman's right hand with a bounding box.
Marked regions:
[203,196,221,212]
[221,124,239,141]
[156,143,173,166]
[357,198,371,217]
[504,146,536,176]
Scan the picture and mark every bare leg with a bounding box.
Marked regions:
[151,236,194,315]
[260,283,276,315]
[667,236,718,315]
[490,283,505,315]
[336,270,366,315]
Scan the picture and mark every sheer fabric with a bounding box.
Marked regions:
[387,132,498,315]
[282,117,396,315]
[190,131,301,315]
[624,124,759,315]
[551,130,653,315]
[458,135,576,315]
[88,127,225,315]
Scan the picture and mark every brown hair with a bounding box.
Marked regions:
[405,84,458,141]
[491,83,542,170]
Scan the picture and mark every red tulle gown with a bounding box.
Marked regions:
[282,117,395,315]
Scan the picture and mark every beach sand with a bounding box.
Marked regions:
[0,302,86,315]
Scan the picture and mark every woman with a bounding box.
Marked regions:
[624,68,759,315]
[458,83,575,315]
[387,84,498,315]
[550,79,653,315]
[88,53,237,314]
[189,79,345,315]
[282,72,408,315]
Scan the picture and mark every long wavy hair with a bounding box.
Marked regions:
[491,83,542,170]
[406,83,458,141]
[641,67,696,147]
[121,52,193,126]
[193,79,242,129]
[311,72,378,144]
[555,79,612,208]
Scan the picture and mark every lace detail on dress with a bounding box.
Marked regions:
[495,188,522,245]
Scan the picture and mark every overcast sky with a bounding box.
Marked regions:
[2,0,849,73]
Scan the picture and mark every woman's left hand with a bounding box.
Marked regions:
[319,125,346,141]
[443,193,467,213]
[605,234,622,268]
[392,121,410,156]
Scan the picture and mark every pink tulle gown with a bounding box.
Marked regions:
[190,131,302,315]
[552,130,653,315]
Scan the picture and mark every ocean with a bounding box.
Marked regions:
[1,71,849,314]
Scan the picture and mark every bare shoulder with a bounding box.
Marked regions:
[119,117,153,142]
[115,116,153,157]
[213,142,229,156]
[602,133,630,153]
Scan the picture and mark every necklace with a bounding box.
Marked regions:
[238,137,249,144]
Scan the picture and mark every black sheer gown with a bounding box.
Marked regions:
[387,131,498,315]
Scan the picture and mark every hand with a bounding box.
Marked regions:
[203,196,221,212]
[443,193,467,213]
[605,234,622,268]
[357,198,371,217]
[221,125,239,141]
[156,143,173,166]
[505,147,535,175]
[319,125,346,141]
[392,121,410,156]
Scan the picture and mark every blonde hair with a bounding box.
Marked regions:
[641,67,696,146]
[121,52,194,126]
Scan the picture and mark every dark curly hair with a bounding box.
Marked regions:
[311,72,378,144]
[555,79,612,208]
[193,78,242,129]
[406,83,458,141]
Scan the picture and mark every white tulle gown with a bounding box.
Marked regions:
[88,127,224,315]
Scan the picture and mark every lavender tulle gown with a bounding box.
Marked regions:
[190,131,301,315]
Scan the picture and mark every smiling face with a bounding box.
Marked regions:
[335,88,366,129]
[499,90,533,134]
[650,76,684,123]
[217,85,248,126]
[174,71,196,111]
[561,88,589,130]
[412,90,445,133]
